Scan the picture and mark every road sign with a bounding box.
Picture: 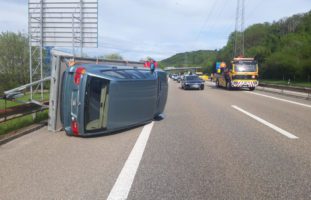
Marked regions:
[28,0,98,48]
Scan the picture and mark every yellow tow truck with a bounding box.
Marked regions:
[215,58,258,91]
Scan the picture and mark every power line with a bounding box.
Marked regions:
[193,0,218,42]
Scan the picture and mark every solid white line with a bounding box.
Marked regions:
[232,105,299,139]
[107,122,154,200]
[246,91,311,109]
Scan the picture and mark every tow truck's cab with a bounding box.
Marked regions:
[215,58,259,90]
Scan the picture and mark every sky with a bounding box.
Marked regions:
[0,0,311,61]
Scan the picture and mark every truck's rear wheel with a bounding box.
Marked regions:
[216,80,220,88]
[249,87,255,91]
[226,81,232,90]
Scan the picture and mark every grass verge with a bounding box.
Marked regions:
[0,110,48,136]
[260,80,311,88]
[0,92,49,110]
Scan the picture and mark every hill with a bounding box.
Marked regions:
[161,10,311,82]
[160,50,217,74]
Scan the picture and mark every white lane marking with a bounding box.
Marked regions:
[246,91,311,109]
[107,122,154,200]
[232,105,299,139]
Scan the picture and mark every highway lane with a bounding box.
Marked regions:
[0,126,143,199]
[129,80,311,200]
[1,79,311,199]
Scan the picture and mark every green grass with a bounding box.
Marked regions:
[260,80,311,88]
[0,110,48,135]
[0,92,50,136]
[0,92,49,110]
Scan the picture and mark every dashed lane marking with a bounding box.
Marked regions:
[232,105,298,139]
[246,91,311,109]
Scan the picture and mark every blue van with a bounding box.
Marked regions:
[60,64,168,136]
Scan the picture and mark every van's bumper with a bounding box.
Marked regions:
[231,80,258,88]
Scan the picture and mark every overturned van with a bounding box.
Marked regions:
[60,64,168,136]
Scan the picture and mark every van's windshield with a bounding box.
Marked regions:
[234,64,257,72]
[84,76,109,132]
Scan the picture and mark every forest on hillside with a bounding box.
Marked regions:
[161,10,311,82]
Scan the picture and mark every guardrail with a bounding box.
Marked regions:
[0,101,48,123]
[258,83,311,99]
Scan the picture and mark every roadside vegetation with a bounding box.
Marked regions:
[0,110,48,136]
[0,32,51,135]
[0,32,31,95]
[0,92,49,110]
[161,10,311,85]
[0,92,49,135]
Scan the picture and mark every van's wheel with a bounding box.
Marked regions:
[200,85,204,90]
[249,87,255,91]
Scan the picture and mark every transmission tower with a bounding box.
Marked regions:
[234,0,245,57]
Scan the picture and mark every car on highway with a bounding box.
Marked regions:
[60,64,168,137]
[181,75,205,90]
[170,74,177,80]
[177,75,184,83]
[172,74,180,81]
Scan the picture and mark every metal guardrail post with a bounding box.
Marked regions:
[4,99,7,121]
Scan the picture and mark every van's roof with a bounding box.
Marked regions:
[78,64,147,71]
[75,64,159,80]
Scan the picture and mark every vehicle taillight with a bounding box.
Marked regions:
[74,67,86,85]
[71,119,79,136]
[252,75,256,79]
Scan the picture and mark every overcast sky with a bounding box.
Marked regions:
[1,0,311,61]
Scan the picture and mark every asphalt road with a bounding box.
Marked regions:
[1,80,311,200]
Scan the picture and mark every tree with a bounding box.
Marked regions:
[102,53,123,60]
[161,10,311,82]
[0,32,29,94]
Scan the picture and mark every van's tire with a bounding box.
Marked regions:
[200,85,204,90]
[154,114,164,121]
[249,87,255,91]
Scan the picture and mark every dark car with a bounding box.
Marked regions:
[60,64,168,137]
[181,75,205,90]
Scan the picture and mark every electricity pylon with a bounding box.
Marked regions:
[234,0,245,57]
